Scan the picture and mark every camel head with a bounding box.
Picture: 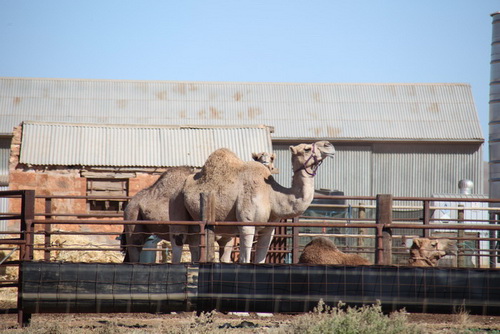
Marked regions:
[290,141,335,176]
[409,238,458,267]
[252,152,278,174]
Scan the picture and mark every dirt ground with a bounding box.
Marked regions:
[1,301,499,333]
[1,285,500,333]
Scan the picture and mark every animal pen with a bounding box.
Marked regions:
[1,190,500,327]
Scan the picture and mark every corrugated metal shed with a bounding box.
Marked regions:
[19,122,273,167]
[0,78,483,142]
[272,143,485,197]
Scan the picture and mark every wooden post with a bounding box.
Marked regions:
[292,216,300,264]
[200,193,216,263]
[375,194,392,265]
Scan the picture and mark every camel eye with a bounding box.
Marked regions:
[304,147,311,152]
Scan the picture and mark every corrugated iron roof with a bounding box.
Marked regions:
[0,77,484,141]
[19,122,274,167]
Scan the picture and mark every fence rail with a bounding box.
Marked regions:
[1,190,500,325]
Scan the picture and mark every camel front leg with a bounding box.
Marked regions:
[238,226,255,263]
[217,236,235,263]
[187,229,201,263]
[254,227,275,263]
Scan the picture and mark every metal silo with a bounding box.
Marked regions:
[490,12,500,201]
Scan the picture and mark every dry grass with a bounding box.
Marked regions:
[0,306,500,333]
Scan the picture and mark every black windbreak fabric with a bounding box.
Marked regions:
[20,262,500,315]
[21,262,191,313]
[197,263,500,315]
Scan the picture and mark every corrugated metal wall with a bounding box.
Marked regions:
[273,143,484,197]
[373,143,484,197]
[19,122,274,167]
[0,78,483,142]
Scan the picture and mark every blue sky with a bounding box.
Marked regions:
[0,1,498,160]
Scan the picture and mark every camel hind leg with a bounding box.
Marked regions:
[123,200,149,263]
[123,224,148,263]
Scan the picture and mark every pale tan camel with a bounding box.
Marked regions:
[183,141,335,263]
[252,152,278,174]
[298,237,371,265]
[408,238,458,267]
[122,153,278,263]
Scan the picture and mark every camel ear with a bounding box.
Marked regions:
[413,238,423,247]
[289,145,297,154]
[271,153,276,161]
[251,152,259,161]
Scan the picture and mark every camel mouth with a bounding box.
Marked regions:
[315,141,336,159]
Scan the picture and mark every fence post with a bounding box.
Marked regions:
[18,189,35,327]
[44,198,52,261]
[20,190,35,261]
[457,204,466,268]
[375,194,392,265]
[292,216,300,263]
[490,212,497,269]
[200,192,216,263]
[423,200,430,238]
[358,203,366,250]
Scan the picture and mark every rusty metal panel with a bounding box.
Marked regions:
[0,78,483,142]
[19,122,273,167]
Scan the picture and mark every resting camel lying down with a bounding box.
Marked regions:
[408,237,457,267]
[298,237,371,265]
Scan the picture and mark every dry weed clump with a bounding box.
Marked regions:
[276,300,423,334]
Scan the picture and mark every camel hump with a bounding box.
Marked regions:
[201,148,244,176]
[305,237,338,251]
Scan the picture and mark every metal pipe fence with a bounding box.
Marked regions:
[2,190,500,325]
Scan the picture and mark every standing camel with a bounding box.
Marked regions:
[122,153,278,263]
[183,141,335,263]
[122,166,197,263]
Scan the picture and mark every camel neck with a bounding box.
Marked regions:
[269,168,316,219]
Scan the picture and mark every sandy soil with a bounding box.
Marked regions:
[0,306,499,333]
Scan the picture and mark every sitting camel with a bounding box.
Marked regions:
[122,152,278,263]
[298,237,371,265]
[183,141,335,263]
[408,237,457,267]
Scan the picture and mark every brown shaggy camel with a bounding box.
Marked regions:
[298,237,371,265]
[408,237,458,267]
[183,141,335,263]
[122,153,278,263]
[122,166,196,263]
